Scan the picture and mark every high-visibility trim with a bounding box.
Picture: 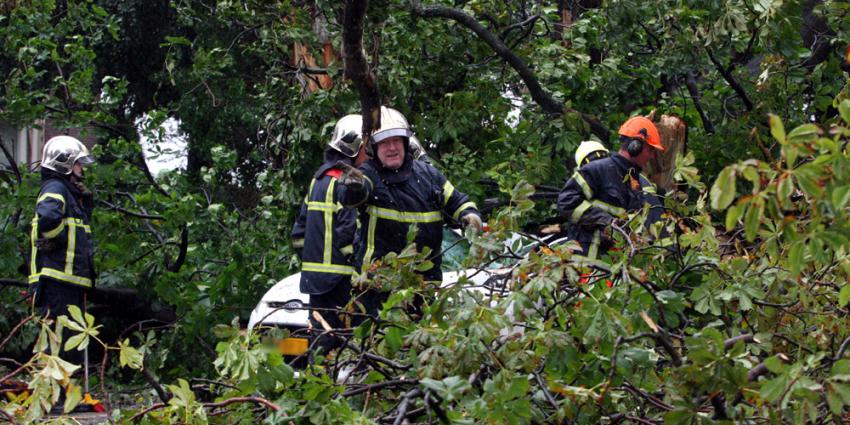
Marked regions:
[307,201,341,212]
[65,219,77,275]
[29,217,38,279]
[302,262,355,275]
[587,230,601,259]
[442,181,455,206]
[322,179,336,264]
[41,217,91,239]
[292,238,305,248]
[452,202,477,220]
[367,206,442,223]
[29,268,92,288]
[591,200,626,217]
[573,172,593,199]
[340,244,354,255]
[570,200,593,224]
[37,193,66,208]
[363,212,378,271]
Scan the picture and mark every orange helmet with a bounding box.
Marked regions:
[618,116,664,151]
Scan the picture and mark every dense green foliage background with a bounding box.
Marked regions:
[2,0,850,423]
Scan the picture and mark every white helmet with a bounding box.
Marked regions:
[41,135,94,175]
[574,140,608,167]
[328,114,363,157]
[370,106,413,145]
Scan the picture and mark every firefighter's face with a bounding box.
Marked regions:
[71,162,85,181]
[634,143,657,167]
[376,136,405,169]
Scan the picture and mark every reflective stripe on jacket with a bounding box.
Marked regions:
[339,158,478,281]
[294,162,358,295]
[29,178,95,288]
[557,153,663,258]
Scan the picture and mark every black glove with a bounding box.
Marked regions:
[336,161,366,192]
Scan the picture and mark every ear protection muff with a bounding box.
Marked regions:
[626,138,644,157]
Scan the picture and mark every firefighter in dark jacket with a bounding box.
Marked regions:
[29,135,96,363]
[558,117,665,259]
[291,114,368,350]
[336,106,483,317]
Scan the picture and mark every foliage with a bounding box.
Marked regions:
[2,0,850,423]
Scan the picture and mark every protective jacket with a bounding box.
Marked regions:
[339,155,478,281]
[557,153,663,258]
[29,175,95,289]
[292,161,359,294]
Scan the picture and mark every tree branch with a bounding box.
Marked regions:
[342,0,382,136]
[705,47,753,111]
[0,136,21,185]
[684,72,715,134]
[410,1,610,141]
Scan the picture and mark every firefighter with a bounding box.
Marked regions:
[558,117,665,259]
[291,114,369,351]
[336,106,482,317]
[29,135,96,364]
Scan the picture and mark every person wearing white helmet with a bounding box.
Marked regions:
[574,140,609,168]
[29,135,96,366]
[335,106,482,318]
[290,115,369,353]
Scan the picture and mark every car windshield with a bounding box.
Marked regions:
[440,228,552,271]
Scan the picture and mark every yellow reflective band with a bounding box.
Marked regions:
[302,262,355,275]
[292,238,305,248]
[573,172,593,199]
[41,221,65,238]
[323,179,336,264]
[657,237,677,247]
[31,268,92,288]
[37,193,66,209]
[591,200,626,217]
[307,201,341,212]
[29,217,38,279]
[65,220,77,275]
[363,213,378,271]
[340,244,354,255]
[452,202,477,220]
[442,181,455,206]
[588,229,601,259]
[570,200,593,224]
[367,206,442,223]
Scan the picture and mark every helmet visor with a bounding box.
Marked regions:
[371,128,413,145]
[76,155,95,166]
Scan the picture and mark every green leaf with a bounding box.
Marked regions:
[769,114,786,144]
[385,326,403,353]
[725,204,742,231]
[786,124,821,143]
[63,383,82,414]
[710,166,737,210]
[744,201,764,242]
[67,305,86,328]
[831,185,850,210]
[839,285,850,308]
[119,339,144,369]
[64,332,88,352]
[839,99,850,125]
[788,241,805,277]
[761,374,790,403]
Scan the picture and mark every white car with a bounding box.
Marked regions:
[247,228,562,358]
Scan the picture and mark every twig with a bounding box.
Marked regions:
[0,136,21,185]
[204,396,281,412]
[189,377,239,391]
[392,388,423,425]
[409,0,610,141]
[0,315,33,351]
[130,403,167,423]
[97,199,165,220]
[0,406,19,425]
[342,378,419,397]
[835,335,850,361]
[723,333,757,351]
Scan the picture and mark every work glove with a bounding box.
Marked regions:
[461,213,483,238]
[335,161,366,192]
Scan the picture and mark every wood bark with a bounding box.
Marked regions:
[342,0,382,137]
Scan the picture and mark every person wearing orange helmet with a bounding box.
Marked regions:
[557,116,665,258]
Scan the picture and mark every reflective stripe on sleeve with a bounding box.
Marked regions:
[569,200,593,224]
[442,181,455,206]
[587,229,601,259]
[363,212,378,271]
[292,238,305,248]
[322,179,336,264]
[451,202,477,220]
[573,172,593,199]
[37,193,66,208]
[29,217,38,281]
[591,200,626,217]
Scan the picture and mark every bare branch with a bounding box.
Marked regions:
[410,1,610,141]
[342,0,382,136]
[0,136,21,185]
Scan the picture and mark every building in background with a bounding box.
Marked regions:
[0,121,97,172]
